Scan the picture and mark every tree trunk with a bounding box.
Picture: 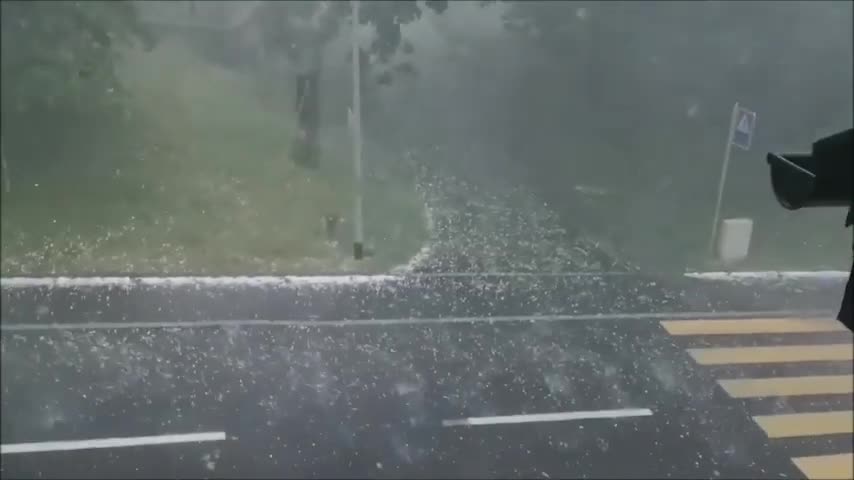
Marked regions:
[1,135,10,194]
[290,2,335,170]
[292,54,322,169]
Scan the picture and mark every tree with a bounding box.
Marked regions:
[1,1,151,116]
[1,1,152,188]
[250,0,448,169]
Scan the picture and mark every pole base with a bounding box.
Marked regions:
[353,242,364,260]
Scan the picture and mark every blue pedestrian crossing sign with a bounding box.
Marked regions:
[731,106,756,150]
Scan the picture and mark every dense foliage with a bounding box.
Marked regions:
[0,1,151,117]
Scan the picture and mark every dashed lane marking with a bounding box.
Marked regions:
[442,408,654,427]
[1,431,227,454]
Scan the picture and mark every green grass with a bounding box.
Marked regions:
[559,130,851,273]
[1,40,428,275]
[589,196,849,273]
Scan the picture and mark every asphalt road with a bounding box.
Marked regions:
[1,273,850,479]
[0,271,841,325]
[0,311,811,479]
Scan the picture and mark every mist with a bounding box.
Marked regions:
[1,0,851,275]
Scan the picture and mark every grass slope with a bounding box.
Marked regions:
[1,40,428,275]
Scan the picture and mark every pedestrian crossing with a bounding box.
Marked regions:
[688,343,852,365]
[661,317,853,480]
[717,375,853,398]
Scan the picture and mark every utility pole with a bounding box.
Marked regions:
[351,0,364,260]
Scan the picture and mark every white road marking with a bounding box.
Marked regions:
[0,310,834,332]
[0,275,398,289]
[0,431,226,455]
[0,271,846,290]
[685,271,848,281]
[0,272,640,290]
[442,408,654,427]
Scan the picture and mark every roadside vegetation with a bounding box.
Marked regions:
[1,2,429,275]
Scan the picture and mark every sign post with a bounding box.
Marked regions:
[709,102,756,255]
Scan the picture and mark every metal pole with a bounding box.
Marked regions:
[351,0,364,260]
[709,102,740,256]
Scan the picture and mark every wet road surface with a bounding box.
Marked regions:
[0,314,823,479]
[1,274,850,479]
[0,271,841,325]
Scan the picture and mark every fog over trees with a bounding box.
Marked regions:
[1,1,851,274]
